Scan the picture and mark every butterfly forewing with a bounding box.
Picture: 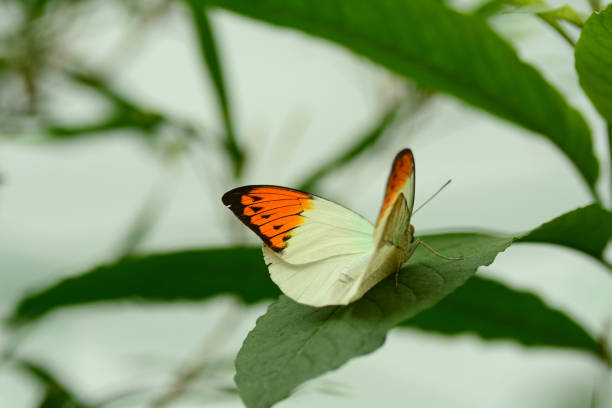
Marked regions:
[222,185,374,265]
[374,149,415,244]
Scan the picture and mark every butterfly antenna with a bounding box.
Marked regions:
[413,179,452,215]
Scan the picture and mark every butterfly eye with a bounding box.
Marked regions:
[408,224,415,242]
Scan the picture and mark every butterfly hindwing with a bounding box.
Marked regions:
[263,246,373,307]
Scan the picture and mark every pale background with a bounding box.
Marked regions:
[1,0,611,407]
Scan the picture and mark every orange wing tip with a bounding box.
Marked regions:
[376,149,414,225]
[222,185,314,252]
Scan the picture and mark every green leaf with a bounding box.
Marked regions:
[204,0,599,198]
[575,5,612,124]
[474,1,581,46]
[44,112,164,139]
[234,233,513,408]
[7,251,598,358]
[8,247,279,325]
[10,205,608,345]
[186,0,244,177]
[297,101,403,192]
[473,0,506,16]
[401,276,598,353]
[588,0,602,12]
[43,70,165,139]
[518,203,612,268]
[538,5,584,27]
[8,204,607,363]
[475,0,584,28]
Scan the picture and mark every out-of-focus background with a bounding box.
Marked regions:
[1,0,611,407]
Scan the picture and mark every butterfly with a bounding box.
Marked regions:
[222,149,461,307]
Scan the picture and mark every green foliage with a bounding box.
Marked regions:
[9,248,279,325]
[519,203,612,268]
[575,4,612,124]
[475,1,583,46]
[233,198,612,406]
[2,1,612,407]
[538,5,584,28]
[235,233,512,408]
[203,0,599,197]
[44,71,165,139]
[402,276,598,354]
[8,205,605,364]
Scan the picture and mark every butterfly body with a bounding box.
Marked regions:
[222,149,459,307]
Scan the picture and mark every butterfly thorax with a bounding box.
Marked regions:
[355,227,413,298]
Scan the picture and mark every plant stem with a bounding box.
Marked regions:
[591,321,612,407]
[186,0,244,178]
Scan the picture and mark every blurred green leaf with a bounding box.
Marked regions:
[204,0,599,199]
[478,0,582,19]
[474,0,506,16]
[44,112,164,139]
[401,275,598,353]
[7,249,598,358]
[538,5,584,27]
[298,101,404,192]
[234,233,512,408]
[588,0,602,12]
[10,204,612,380]
[65,71,140,112]
[9,247,280,325]
[475,0,584,28]
[19,360,92,408]
[9,204,608,356]
[41,70,165,139]
[575,5,612,123]
[518,203,612,268]
[186,0,244,177]
[35,69,203,147]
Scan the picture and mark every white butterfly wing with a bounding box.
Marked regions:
[263,247,373,307]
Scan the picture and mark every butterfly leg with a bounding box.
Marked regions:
[395,240,462,290]
[414,239,463,261]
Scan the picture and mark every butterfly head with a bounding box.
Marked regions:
[408,224,415,242]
